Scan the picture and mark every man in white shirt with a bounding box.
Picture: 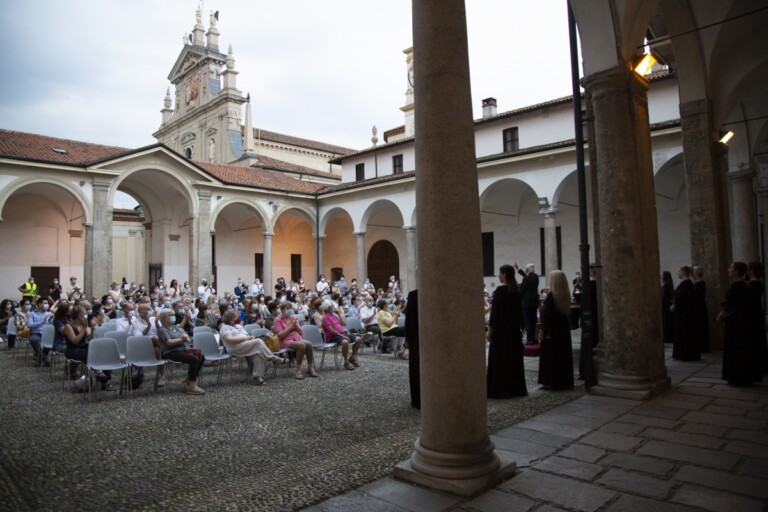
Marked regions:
[115,302,136,333]
[129,303,164,385]
[249,279,264,297]
[197,279,215,302]
[316,275,330,296]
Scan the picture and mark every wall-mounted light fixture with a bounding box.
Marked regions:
[719,130,735,145]
[633,53,657,76]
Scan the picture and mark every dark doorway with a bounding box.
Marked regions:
[367,240,399,291]
[254,253,264,281]
[30,266,59,299]
[149,263,163,287]
[291,254,302,282]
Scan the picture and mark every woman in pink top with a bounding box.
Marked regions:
[320,300,361,370]
[273,302,319,380]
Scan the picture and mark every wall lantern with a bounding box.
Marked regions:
[719,130,735,145]
[633,53,657,76]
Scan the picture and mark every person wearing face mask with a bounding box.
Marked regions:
[320,300,362,370]
[66,276,84,301]
[219,309,286,385]
[155,309,205,395]
[243,300,264,327]
[108,281,123,307]
[18,276,37,303]
[359,297,381,344]
[64,305,114,389]
[249,279,264,297]
[101,294,117,320]
[115,302,136,333]
[273,302,318,379]
[172,302,194,337]
[316,275,330,296]
[0,299,15,349]
[48,279,63,301]
[27,297,53,366]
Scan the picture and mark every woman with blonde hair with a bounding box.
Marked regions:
[537,270,574,390]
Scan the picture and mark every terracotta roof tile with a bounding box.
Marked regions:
[316,171,415,194]
[247,154,340,180]
[0,129,130,165]
[195,161,326,194]
[253,127,356,156]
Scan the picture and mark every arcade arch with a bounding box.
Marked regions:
[360,200,405,290]
[212,201,266,296]
[272,207,317,290]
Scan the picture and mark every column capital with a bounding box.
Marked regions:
[197,188,212,200]
[91,178,113,191]
[539,207,558,218]
[583,65,648,98]
[403,226,416,233]
[353,231,366,238]
[727,168,755,183]
[314,234,326,241]
[262,231,274,238]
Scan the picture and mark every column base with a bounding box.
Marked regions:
[394,451,517,497]
[591,372,671,400]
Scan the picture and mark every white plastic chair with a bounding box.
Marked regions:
[125,336,167,396]
[193,332,231,384]
[302,324,339,369]
[85,338,130,401]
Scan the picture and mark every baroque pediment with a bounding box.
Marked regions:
[167,45,225,84]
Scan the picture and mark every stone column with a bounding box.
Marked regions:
[315,235,325,280]
[680,99,732,350]
[354,232,366,284]
[83,223,94,297]
[192,189,213,288]
[583,66,670,399]
[729,169,758,263]
[541,208,558,279]
[263,232,274,293]
[404,226,417,293]
[89,179,113,297]
[757,188,768,264]
[393,0,515,495]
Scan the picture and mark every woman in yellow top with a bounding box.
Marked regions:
[375,299,406,354]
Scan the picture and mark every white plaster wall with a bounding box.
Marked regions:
[213,218,264,296]
[0,192,85,300]
[648,79,681,124]
[112,221,145,285]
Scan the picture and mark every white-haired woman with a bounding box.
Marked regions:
[320,299,361,370]
[219,309,285,385]
[156,308,205,395]
[537,270,574,390]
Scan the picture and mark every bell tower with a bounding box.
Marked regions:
[153,7,247,164]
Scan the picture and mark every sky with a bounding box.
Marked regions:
[0,0,575,152]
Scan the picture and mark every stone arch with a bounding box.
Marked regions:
[479,177,538,225]
[109,165,199,220]
[551,169,578,210]
[270,204,316,235]
[319,206,354,236]
[210,198,269,231]
[0,176,92,224]
[367,239,399,291]
[360,199,405,232]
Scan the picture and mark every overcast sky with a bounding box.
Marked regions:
[0,0,575,152]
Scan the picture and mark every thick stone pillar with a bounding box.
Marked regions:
[541,208,558,279]
[729,169,758,262]
[354,232,366,285]
[263,232,274,293]
[680,99,732,350]
[584,66,670,399]
[393,0,515,495]
[315,235,325,280]
[88,179,113,298]
[404,226,417,293]
[757,188,768,264]
[192,189,213,288]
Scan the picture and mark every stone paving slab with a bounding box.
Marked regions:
[678,422,729,437]
[492,426,572,448]
[671,484,765,512]
[513,419,593,439]
[303,490,410,512]
[726,428,768,445]
[738,457,768,479]
[596,467,676,499]
[600,452,676,477]
[639,427,725,449]
[532,456,603,481]
[614,413,681,429]
[651,398,707,411]
[681,411,766,430]
[557,444,607,463]
[676,386,761,401]
[578,431,645,452]
[725,439,768,459]
[499,470,616,512]
[598,422,645,436]
[631,404,690,420]
[605,494,707,512]
[490,436,560,458]
[673,465,768,500]
[636,440,741,470]
[357,479,461,512]
[461,489,537,512]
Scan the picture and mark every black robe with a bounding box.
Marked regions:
[722,280,757,386]
[661,283,674,344]
[487,285,527,398]
[672,279,700,361]
[538,293,574,390]
[692,280,710,353]
[747,280,767,378]
[404,290,420,409]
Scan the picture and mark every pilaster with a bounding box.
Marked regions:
[540,208,558,279]
[263,232,274,294]
[315,235,325,280]
[88,179,114,298]
[404,226,417,293]
[583,65,669,399]
[354,232,366,286]
[192,189,213,289]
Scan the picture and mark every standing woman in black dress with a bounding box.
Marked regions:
[661,271,674,344]
[538,270,574,390]
[671,266,699,361]
[692,266,710,353]
[486,264,527,398]
[747,261,767,378]
[719,262,757,386]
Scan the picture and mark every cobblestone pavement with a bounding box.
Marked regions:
[0,342,582,512]
[306,348,768,512]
